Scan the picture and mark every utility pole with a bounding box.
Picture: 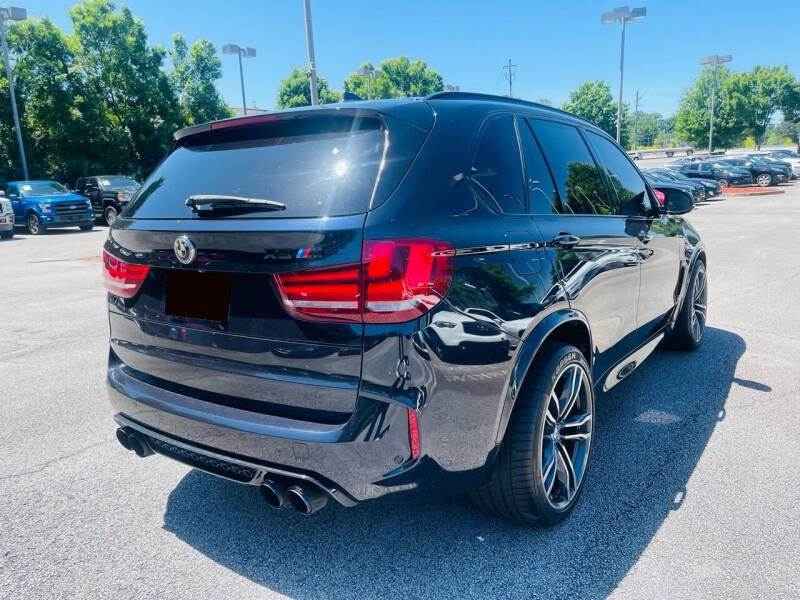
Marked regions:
[303,0,319,105]
[503,59,516,98]
[0,6,28,180]
[633,90,639,150]
[700,54,732,153]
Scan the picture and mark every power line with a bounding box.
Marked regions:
[503,58,516,97]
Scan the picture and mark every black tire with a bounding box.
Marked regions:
[26,213,45,235]
[104,204,118,226]
[470,342,594,526]
[717,178,729,188]
[0,230,13,240]
[79,223,94,231]
[666,260,707,351]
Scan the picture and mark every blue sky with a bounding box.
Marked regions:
[20,0,800,115]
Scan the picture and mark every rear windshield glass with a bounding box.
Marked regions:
[125,115,388,219]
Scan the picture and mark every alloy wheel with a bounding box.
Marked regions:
[541,363,592,510]
[756,173,772,187]
[717,178,729,188]
[105,205,118,226]
[691,264,707,342]
[27,214,40,235]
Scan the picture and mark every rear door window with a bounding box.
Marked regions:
[126,115,410,219]
[528,119,611,215]
[470,115,526,214]
[518,119,559,214]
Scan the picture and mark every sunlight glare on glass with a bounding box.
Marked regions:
[334,160,349,177]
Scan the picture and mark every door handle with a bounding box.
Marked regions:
[552,233,581,249]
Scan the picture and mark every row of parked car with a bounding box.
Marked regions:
[0,175,140,239]
[669,149,799,188]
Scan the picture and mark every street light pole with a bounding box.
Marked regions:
[700,54,732,153]
[357,67,381,100]
[303,0,319,105]
[0,6,28,180]
[223,44,256,115]
[601,6,647,144]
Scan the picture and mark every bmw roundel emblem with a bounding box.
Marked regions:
[174,235,196,265]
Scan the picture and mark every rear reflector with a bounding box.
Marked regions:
[274,238,454,324]
[407,408,420,460]
[102,249,150,299]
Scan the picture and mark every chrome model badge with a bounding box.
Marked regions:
[174,235,196,265]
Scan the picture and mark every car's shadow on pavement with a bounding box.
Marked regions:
[162,327,752,599]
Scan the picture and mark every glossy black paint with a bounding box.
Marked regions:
[107,93,705,506]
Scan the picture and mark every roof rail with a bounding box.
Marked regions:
[425,91,595,127]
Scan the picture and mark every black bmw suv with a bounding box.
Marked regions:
[106,93,707,525]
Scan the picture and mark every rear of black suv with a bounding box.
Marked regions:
[107,94,705,523]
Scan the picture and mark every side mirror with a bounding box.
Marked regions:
[8,193,18,200]
[661,189,693,215]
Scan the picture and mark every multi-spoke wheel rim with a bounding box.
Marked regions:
[756,174,771,187]
[105,206,117,226]
[27,215,39,234]
[541,363,592,510]
[691,265,707,342]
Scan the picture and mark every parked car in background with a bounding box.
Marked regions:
[0,192,14,239]
[723,157,788,186]
[759,151,800,178]
[649,167,722,199]
[106,92,705,526]
[747,153,796,179]
[644,173,702,205]
[3,180,94,235]
[674,160,753,187]
[75,175,139,225]
[644,168,706,202]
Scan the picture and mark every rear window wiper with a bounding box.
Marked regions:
[185,195,286,214]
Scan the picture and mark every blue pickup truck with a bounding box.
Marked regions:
[3,180,95,235]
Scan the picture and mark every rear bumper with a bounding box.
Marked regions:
[108,354,430,505]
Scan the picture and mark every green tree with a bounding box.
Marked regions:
[69,0,180,178]
[170,34,232,124]
[276,67,340,108]
[342,56,443,99]
[724,65,797,149]
[2,17,80,181]
[675,65,740,149]
[562,80,630,147]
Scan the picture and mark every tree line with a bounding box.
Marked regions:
[1,0,798,185]
[0,0,230,184]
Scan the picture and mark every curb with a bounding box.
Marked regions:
[720,188,786,197]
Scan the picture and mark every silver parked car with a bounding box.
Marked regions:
[0,192,14,240]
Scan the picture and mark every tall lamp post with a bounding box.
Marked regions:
[700,54,732,153]
[0,6,28,180]
[601,5,646,144]
[357,67,381,100]
[302,0,319,105]
[222,44,256,115]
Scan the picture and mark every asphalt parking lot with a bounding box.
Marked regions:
[2,188,799,600]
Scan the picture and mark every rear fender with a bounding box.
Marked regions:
[492,309,592,447]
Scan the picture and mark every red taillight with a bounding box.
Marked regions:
[407,408,420,460]
[273,238,454,324]
[102,249,150,299]
[654,188,665,206]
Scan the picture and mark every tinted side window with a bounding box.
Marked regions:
[699,163,712,172]
[471,116,525,214]
[529,119,611,215]
[518,119,559,214]
[586,131,653,216]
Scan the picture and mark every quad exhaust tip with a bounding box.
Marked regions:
[259,479,288,509]
[286,484,328,515]
[115,427,154,458]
